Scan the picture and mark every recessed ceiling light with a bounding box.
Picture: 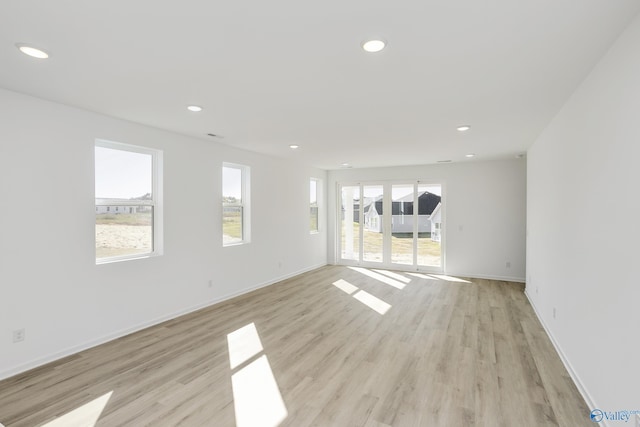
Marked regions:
[341,163,352,168]
[289,145,299,149]
[515,153,526,159]
[187,105,203,112]
[362,39,386,53]
[465,153,475,158]
[16,43,49,59]
[457,125,471,132]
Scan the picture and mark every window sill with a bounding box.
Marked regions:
[96,252,160,265]
[223,241,250,247]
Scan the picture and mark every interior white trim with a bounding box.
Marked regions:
[445,271,526,283]
[328,262,524,283]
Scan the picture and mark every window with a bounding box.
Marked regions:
[223,163,250,245]
[310,178,320,233]
[95,140,163,263]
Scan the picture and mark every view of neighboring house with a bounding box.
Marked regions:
[95,193,153,215]
[429,202,442,242]
[95,205,139,214]
[362,191,442,240]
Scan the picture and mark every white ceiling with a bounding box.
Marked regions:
[1,1,639,169]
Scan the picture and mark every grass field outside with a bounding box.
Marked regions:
[341,222,441,267]
[95,212,152,259]
[95,213,440,265]
[223,211,243,244]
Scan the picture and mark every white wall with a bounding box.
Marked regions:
[0,88,327,379]
[527,13,640,414]
[327,159,526,281]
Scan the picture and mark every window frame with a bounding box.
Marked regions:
[336,180,445,273]
[310,178,321,234]
[222,162,251,246]
[95,139,163,264]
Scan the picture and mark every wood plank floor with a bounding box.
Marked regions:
[0,265,591,426]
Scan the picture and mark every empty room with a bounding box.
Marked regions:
[1,1,639,426]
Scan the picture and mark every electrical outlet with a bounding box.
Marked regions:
[506,261,511,269]
[13,329,25,343]
[208,280,213,288]
[553,308,557,319]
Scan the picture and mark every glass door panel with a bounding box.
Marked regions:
[362,185,384,263]
[417,184,442,268]
[391,184,415,265]
[339,182,443,271]
[341,186,361,261]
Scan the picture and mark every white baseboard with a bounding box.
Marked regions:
[445,271,526,283]
[328,262,525,283]
[0,263,327,382]
[524,291,604,426]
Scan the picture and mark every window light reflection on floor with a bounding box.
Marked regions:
[428,274,471,283]
[372,269,412,283]
[41,391,113,427]
[332,278,358,295]
[407,272,432,280]
[332,279,392,315]
[227,324,288,427]
[227,322,264,369]
[232,355,288,427]
[352,290,391,315]
[407,272,471,283]
[348,266,406,289]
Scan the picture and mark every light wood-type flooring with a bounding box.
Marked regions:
[0,265,591,426]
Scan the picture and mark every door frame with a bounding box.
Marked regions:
[336,180,446,273]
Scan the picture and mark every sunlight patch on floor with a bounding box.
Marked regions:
[228,323,288,427]
[407,272,471,283]
[429,274,471,283]
[332,279,358,295]
[332,278,392,315]
[372,269,412,283]
[227,322,264,369]
[348,266,406,289]
[232,355,288,427]
[41,391,113,427]
[407,272,433,280]
[353,290,391,315]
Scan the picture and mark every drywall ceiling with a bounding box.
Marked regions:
[1,1,639,169]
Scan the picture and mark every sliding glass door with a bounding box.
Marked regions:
[338,182,443,272]
[340,186,360,261]
[417,183,442,268]
[362,185,384,263]
[391,184,415,265]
